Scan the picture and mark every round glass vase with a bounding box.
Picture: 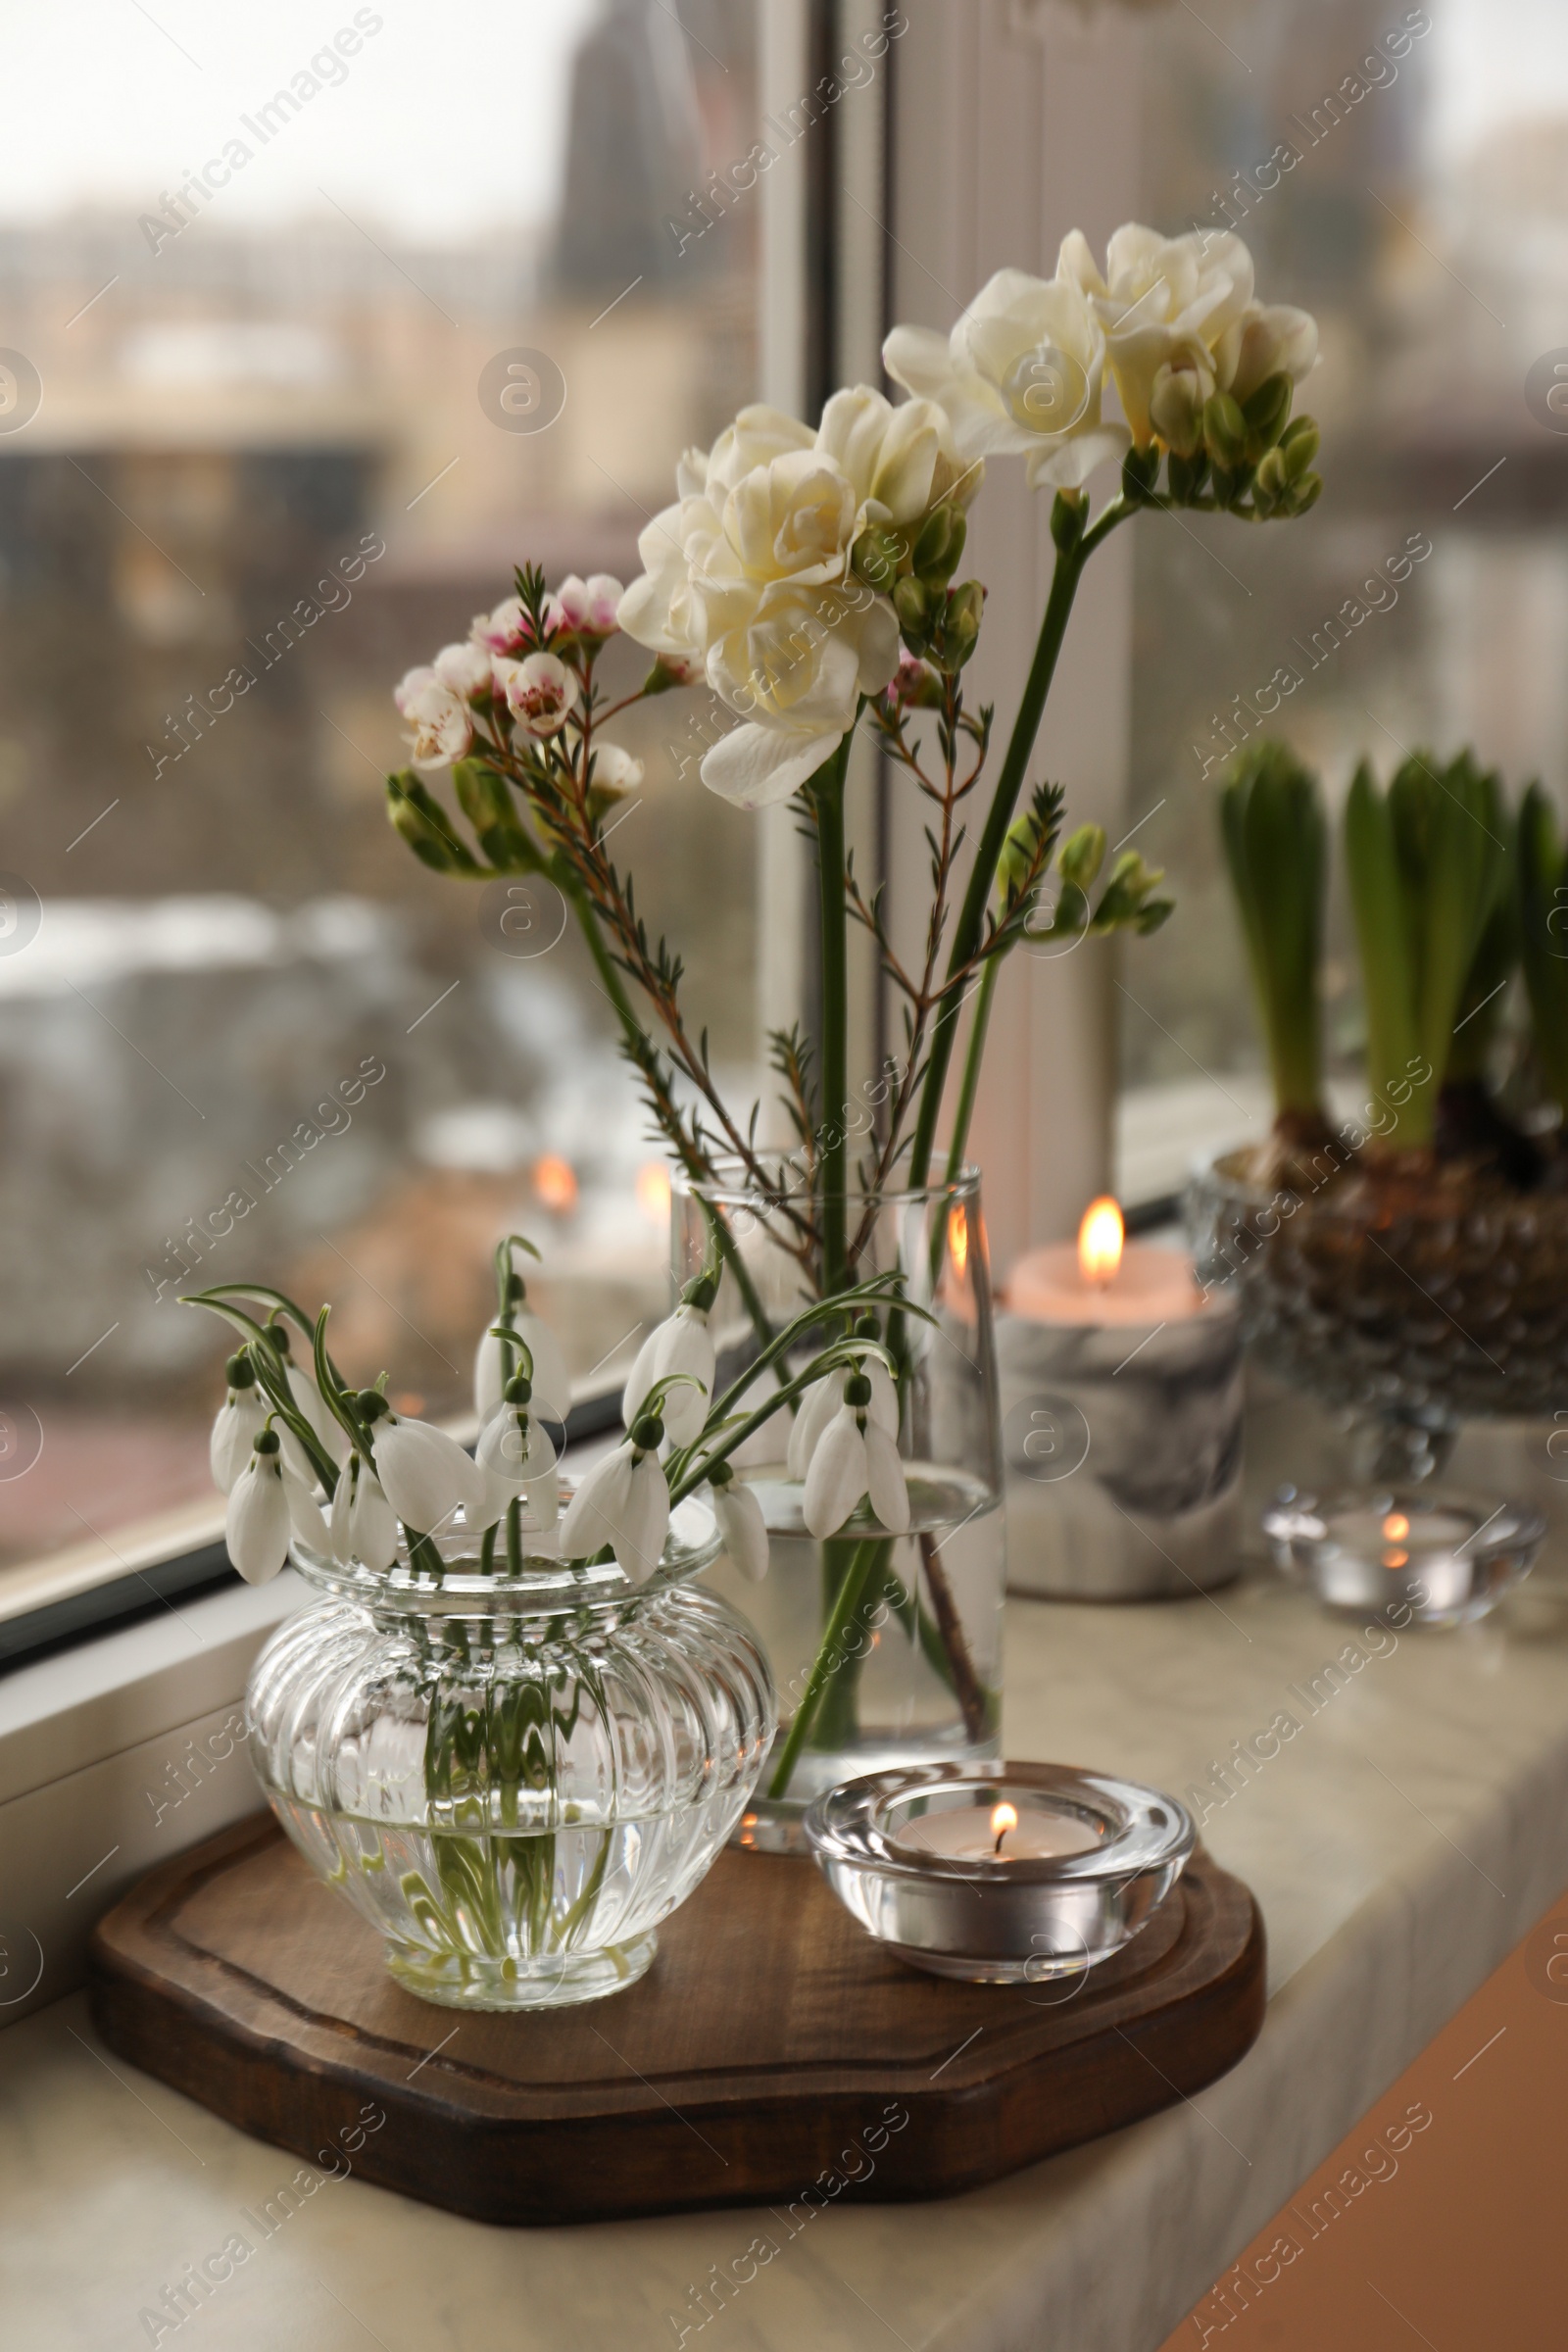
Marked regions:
[675,1161,1004,1852]
[245,1489,776,2011]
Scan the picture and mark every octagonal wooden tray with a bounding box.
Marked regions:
[89,1811,1264,2226]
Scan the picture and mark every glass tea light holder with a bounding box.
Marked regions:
[804,1761,1195,1984]
[997,1198,1244,1600]
[1262,1487,1546,1627]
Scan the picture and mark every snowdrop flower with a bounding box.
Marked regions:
[560,1412,670,1583]
[398,674,473,770]
[432,639,495,699]
[548,573,624,636]
[591,742,645,797]
[329,1453,398,1573]
[708,1458,768,1583]
[226,1429,325,1582]
[496,651,581,739]
[264,1325,349,1480]
[210,1352,266,1494]
[622,1280,716,1447]
[474,1286,569,1422]
[476,1376,560,1532]
[885,267,1127,490]
[786,1353,898,1479]
[803,1370,910,1541]
[364,1396,487,1534]
[470,595,535,657]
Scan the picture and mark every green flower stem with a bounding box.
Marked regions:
[506,1496,521,1576]
[908,500,1130,1190]
[766,1535,890,1800]
[812,725,858,1294]
[564,875,775,1349]
[943,946,1002,1188]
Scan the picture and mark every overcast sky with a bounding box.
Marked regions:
[0,0,599,240]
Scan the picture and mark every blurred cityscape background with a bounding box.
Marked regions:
[5,0,1568,1576]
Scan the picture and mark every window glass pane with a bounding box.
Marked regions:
[0,1,763,1579]
[1116,0,1568,1200]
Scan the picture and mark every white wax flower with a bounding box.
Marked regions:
[370,1413,488,1535]
[432,639,495,699]
[496,651,580,739]
[591,742,645,796]
[474,1310,569,1422]
[398,675,473,769]
[548,573,624,635]
[884,267,1127,491]
[622,1298,714,1447]
[560,1433,670,1584]
[329,1455,398,1572]
[710,1467,768,1583]
[470,596,534,657]
[802,1373,910,1541]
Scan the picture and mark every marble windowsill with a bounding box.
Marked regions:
[5,1526,1568,2351]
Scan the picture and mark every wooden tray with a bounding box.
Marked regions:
[89,1812,1264,2226]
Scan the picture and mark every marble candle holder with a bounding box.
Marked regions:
[998,1287,1244,1600]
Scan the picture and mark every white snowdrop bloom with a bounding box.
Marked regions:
[225,1434,292,1585]
[369,1410,487,1535]
[787,1354,897,1479]
[210,1358,267,1494]
[622,1284,716,1448]
[560,1417,671,1584]
[709,1461,768,1583]
[802,1371,910,1541]
[476,1393,561,1534]
[329,1454,398,1573]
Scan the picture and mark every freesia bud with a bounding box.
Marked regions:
[1201,392,1248,470]
[1059,822,1107,892]
[1241,370,1292,456]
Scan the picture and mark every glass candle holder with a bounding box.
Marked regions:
[1262,1486,1546,1626]
[804,1761,1194,1984]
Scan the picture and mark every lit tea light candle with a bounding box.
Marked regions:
[1263,1488,1542,1625]
[1008,1197,1203,1327]
[999,1196,1245,1601]
[893,1793,1101,1863]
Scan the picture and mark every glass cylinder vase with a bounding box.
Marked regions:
[246,1491,775,2010]
[674,1161,1004,1851]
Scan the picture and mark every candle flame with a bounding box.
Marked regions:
[534,1153,578,1212]
[949,1203,969,1280]
[635,1159,671,1225]
[990,1801,1018,1841]
[1078,1196,1124,1286]
[1383,1511,1410,1543]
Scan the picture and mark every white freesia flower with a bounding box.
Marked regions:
[814,385,983,527]
[884,267,1127,490]
[432,640,495,699]
[786,1356,898,1479]
[329,1454,398,1572]
[496,651,580,738]
[591,741,645,796]
[399,675,473,770]
[618,410,900,810]
[1220,301,1319,406]
[709,1462,768,1583]
[210,1378,267,1494]
[1058,224,1266,450]
[803,1370,910,1540]
[370,1412,488,1534]
[622,1294,715,1447]
[560,1430,670,1583]
[474,1309,569,1422]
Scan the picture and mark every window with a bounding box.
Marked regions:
[1115,0,1568,1203]
[0,1,771,1591]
